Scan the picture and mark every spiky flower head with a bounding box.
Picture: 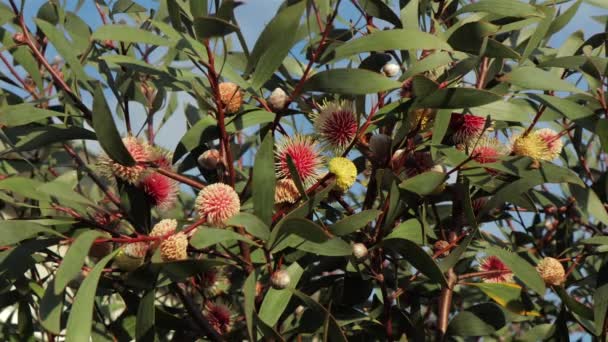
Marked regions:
[195,183,240,226]
[536,257,565,286]
[141,173,179,210]
[471,137,507,164]
[511,131,549,160]
[478,256,514,283]
[534,128,563,161]
[275,179,300,204]
[276,135,323,187]
[407,108,436,131]
[204,302,233,335]
[312,100,358,151]
[160,232,188,262]
[148,145,172,169]
[98,136,150,184]
[150,219,178,238]
[450,113,487,144]
[114,242,148,271]
[201,268,230,297]
[328,157,357,192]
[218,82,243,115]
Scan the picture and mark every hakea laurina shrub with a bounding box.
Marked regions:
[1,1,608,341]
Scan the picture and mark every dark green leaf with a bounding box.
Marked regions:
[258,262,303,326]
[447,303,506,337]
[385,218,425,244]
[486,246,545,295]
[243,270,257,341]
[253,131,276,225]
[503,66,582,93]
[92,25,171,46]
[225,213,270,241]
[329,210,381,236]
[0,105,67,127]
[193,16,237,39]
[189,227,258,249]
[92,86,135,166]
[40,278,63,334]
[399,171,446,195]
[302,69,401,94]
[291,289,348,342]
[416,88,503,109]
[454,0,543,18]
[54,230,103,294]
[136,289,156,341]
[65,250,119,341]
[0,220,64,245]
[383,238,447,286]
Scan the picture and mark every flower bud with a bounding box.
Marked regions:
[382,63,400,77]
[114,242,148,272]
[12,32,27,45]
[352,243,368,261]
[433,240,450,257]
[218,82,243,115]
[536,257,565,286]
[369,134,391,164]
[270,270,291,289]
[269,87,288,111]
[198,149,221,170]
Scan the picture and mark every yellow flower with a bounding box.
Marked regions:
[536,257,565,286]
[160,232,188,262]
[511,133,548,160]
[407,108,436,131]
[328,157,357,191]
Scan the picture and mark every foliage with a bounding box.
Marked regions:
[0,0,607,340]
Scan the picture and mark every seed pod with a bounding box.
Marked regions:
[369,134,391,164]
[218,82,243,115]
[268,87,288,111]
[382,63,400,77]
[198,149,222,170]
[270,270,291,289]
[352,243,368,261]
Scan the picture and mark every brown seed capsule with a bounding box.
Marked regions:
[433,240,450,257]
[352,243,369,261]
[218,82,243,115]
[270,270,291,289]
[197,149,222,170]
[369,134,391,165]
[536,257,566,286]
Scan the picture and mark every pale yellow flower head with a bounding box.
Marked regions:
[536,257,565,286]
[328,157,357,191]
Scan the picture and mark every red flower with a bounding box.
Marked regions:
[478,256,513,283]
[205,302,233,335]
[195,183,240,226]
[275,135,323,186]
[313,100,358,150]
[142,173,179,210]
[450,114,486,144]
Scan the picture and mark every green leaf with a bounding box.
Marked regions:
[6,125,97,152]
[249,1,305,89]
[193,16,237,39]
[447,303,506,337]
[486,246,546,295]
[0,220,64,245]
[528,94,594,120]
[258,262,304,326]
[0,105,68,127]
[136,289,156,341]
[225,213,270,241]
[92,25,171,46]
[243,270,257,341]
[416,88,503,109]
[291,289,348,342]
[520,6,554,62]
[253,132,276,225]
[302,69,401,95]
[271,218,351,256]
[569,184,608,226]
[189,227,258,249]
[439,233,474,271]
[503,66,582,93]
[91,86,135,166]
[325,29,451,62]
[54,230,103,294]
[35,19,89,84]
[399,171,446,195]
[65,250,119,342]
[329,210,381,236]
[454,0,543,18]
[383,238,447,286]
[358,0,402,28]
[467,282,540,316]
[469,98,536,122]
[385,218,425,244]
[598,119,608,153]
[39,278,63,334]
